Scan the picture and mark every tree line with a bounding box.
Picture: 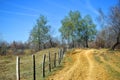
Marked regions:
[96,0,120,50]
[0,0,120,55]
[59,11,96,48]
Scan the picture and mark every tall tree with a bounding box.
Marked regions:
[59,11,96,48]
[59,11,81,48]
[69,11,81,47]
[96,1,120,49]
[109,2,120,50]
[59,17,74,45]
[81,15,96,48]
[29,15,50,51]
[96,9,106,48]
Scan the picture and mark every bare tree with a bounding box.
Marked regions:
[96,1,120,50]
[109,1,120,50]
[0,41,8,55]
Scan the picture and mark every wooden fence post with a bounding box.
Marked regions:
[32,55,36,80]
[58,50,61,65]
[60,49,62,59]
[42,54,46,78]
[62,48,65,57]
[58,51,60,65]
[63,48,65,55]
[16,56,20,80]
[48,52,51,72]
[54,53,56,67]
[61,49,64,59]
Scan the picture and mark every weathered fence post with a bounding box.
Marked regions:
[58,51,60,65]
[61,49,64,59]
[60,49,62,59]
[48,52,51,72]
[32,55,36,80]
[42,54,46,77]
[54,53,57,67]
[16,56,20,80]
[58,49,61,65]
[63,47,65,54]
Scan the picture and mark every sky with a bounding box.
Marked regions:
[0,0,117,43]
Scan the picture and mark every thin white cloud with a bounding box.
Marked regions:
[4,2,49,16]
[0,1,51,17]
[44,0,69,11]
[7,2,41,12]
[85,0,99,15]
[0,10,38,17]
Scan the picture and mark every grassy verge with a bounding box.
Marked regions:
[0,48,60,80]
[105,64,120,79]
[45,49,74,79]
[93,49,120,80]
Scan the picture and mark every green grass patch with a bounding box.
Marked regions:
[105,64,120,79]
[0,48,60,80]
[66,57,73,63]
[94,55,103,63]
[100,53,109,61]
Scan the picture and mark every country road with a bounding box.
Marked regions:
[47,49,120,80]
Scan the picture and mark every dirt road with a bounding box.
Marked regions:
[47,49,120,80]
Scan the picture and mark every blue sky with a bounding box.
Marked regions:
[0,0,117,43]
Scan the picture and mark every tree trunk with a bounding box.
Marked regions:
[85,40,88,48]
[38,41,41,51]
[111,42,119,50]
[72,39,74,48]
[67,36,70,49]
[38,44,40,50]
[49,39,53,48]
[85,37,88,48]
[111,34,120,50]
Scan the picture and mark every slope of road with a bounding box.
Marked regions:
[47,49,120,80]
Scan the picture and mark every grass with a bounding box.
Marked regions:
[45,49,75,79]
[48,48,120,80]
[0,48,60,80]
[93,49,120,80]
[1,48,120,80]
[105,64,120,79]
[94,55,103,63]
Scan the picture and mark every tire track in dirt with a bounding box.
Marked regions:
[84,50,110,80]
[47,49,110,80]
[47,49,89,80]
[84,50,95,80]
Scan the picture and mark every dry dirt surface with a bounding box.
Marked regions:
[47,49,120,80]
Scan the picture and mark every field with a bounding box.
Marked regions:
[0,48,120,80]
[47,48,120,80]
[0,48,60,80]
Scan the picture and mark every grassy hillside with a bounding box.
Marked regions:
[47,49,120,80]
[0,48,60,80]
[1,48,120,80]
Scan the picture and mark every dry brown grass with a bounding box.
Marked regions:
[1,48,120,80]
[47,49,120,80]
[0,48,59,80]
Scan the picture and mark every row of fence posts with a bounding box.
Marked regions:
[16,48,65,80]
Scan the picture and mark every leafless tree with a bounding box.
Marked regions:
[109,1,120,50]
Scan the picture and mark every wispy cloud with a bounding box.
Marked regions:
[0,10,38,17]
[44,0,69,11]
[85,0,99,15]
[6,2,41,13]
[1,2,49,17]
